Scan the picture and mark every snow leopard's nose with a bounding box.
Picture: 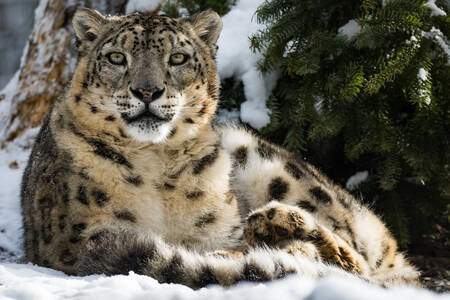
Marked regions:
[130,86,165,103]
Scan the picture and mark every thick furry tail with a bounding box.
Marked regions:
[76,228,355,288]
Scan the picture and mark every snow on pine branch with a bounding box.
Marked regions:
[425,0,447,16]
[346,171,369,190]
[422,27,450,66]
[217,0,279,129]
[384,0,447,15]
[417,68,431,105]
[338,20,361,39]
[418,68,429,81]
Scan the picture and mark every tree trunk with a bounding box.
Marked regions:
[0,0,133,147]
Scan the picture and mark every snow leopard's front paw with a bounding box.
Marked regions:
[243,201,367,274]
[243,201,317,247]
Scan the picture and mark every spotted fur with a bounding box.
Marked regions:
[21,9,419,288]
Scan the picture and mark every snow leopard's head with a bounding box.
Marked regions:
[70,8,221,143]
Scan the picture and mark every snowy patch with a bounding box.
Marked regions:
[417,68,431,105]
[0,127,38,259]
[406,36,418,44]
[0,71,19,138]
[217,0,279,129]
[418,68,428,81]
[346,171,369,190]
[0,263,447,300]
[314,96,324,112]
[33,0,49,32]
[425,0,447,16]
[283,40,295,57]
[422,27,450,65]
[125,0,165,14]
[338,20,361,39]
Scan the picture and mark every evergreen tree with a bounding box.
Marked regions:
[249,0,449,248]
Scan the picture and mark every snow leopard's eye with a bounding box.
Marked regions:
[169,53,188,66]
[107,52,126,65]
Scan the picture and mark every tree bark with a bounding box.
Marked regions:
[0,0,131,147]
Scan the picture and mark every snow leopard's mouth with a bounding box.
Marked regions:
[121,108,172,124]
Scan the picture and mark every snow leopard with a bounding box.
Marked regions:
[20,8,420,288]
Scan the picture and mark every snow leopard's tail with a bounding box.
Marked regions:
[76,228,354,288]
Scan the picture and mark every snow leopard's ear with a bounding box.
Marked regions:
[72,8,106,43]
[188,10,222,49]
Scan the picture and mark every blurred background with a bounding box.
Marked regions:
[0,0,38,89]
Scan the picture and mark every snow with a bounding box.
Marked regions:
[238,68,278,129]
[346,171,369,190]
[314,96,324,112]
[338,20,361,39]
[425,0,447,16]
[283,40,295,57]
[125,0,165,14]
[216,0,279,129]
[0,263,448,300]
[422,27,450,65]
[384,0,446,19]
[417,68,431,105]
[0,126,38,259]
[0,71,20,139]
[418,68,428,81]
[406,35,418,44]
[33,0,49,32]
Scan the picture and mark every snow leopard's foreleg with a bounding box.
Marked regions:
[76,227,357,288]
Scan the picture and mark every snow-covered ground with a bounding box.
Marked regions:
[0,0,449,299]
[1,262,449,300]
[0,128,38,260]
